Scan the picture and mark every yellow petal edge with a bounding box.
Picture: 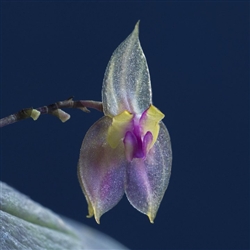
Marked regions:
[107,110,133,148]
[142,105,165,149]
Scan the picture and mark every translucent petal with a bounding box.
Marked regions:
[125,121,172,223]
[102,21,152,117]
[123,131,138,162]
[142,131,153,157]
[77,116,127,223]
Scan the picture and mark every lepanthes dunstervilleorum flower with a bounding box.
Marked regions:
[77,21,172,224]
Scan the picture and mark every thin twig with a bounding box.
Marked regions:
[0,97,103,128]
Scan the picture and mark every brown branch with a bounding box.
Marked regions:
[0,97,103,128]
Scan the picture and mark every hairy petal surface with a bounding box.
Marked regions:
[78,116,127,223]
[102,21,152,117]
[125,121,172,223]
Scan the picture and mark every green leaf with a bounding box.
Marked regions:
[0,182,128,249]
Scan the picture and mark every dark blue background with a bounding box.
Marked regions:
[1,2,249,249]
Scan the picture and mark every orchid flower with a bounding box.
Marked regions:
[77,21,172,224]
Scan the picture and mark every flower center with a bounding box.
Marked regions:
[107,105,164,161]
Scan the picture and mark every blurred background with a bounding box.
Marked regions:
[1,2,249,249]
